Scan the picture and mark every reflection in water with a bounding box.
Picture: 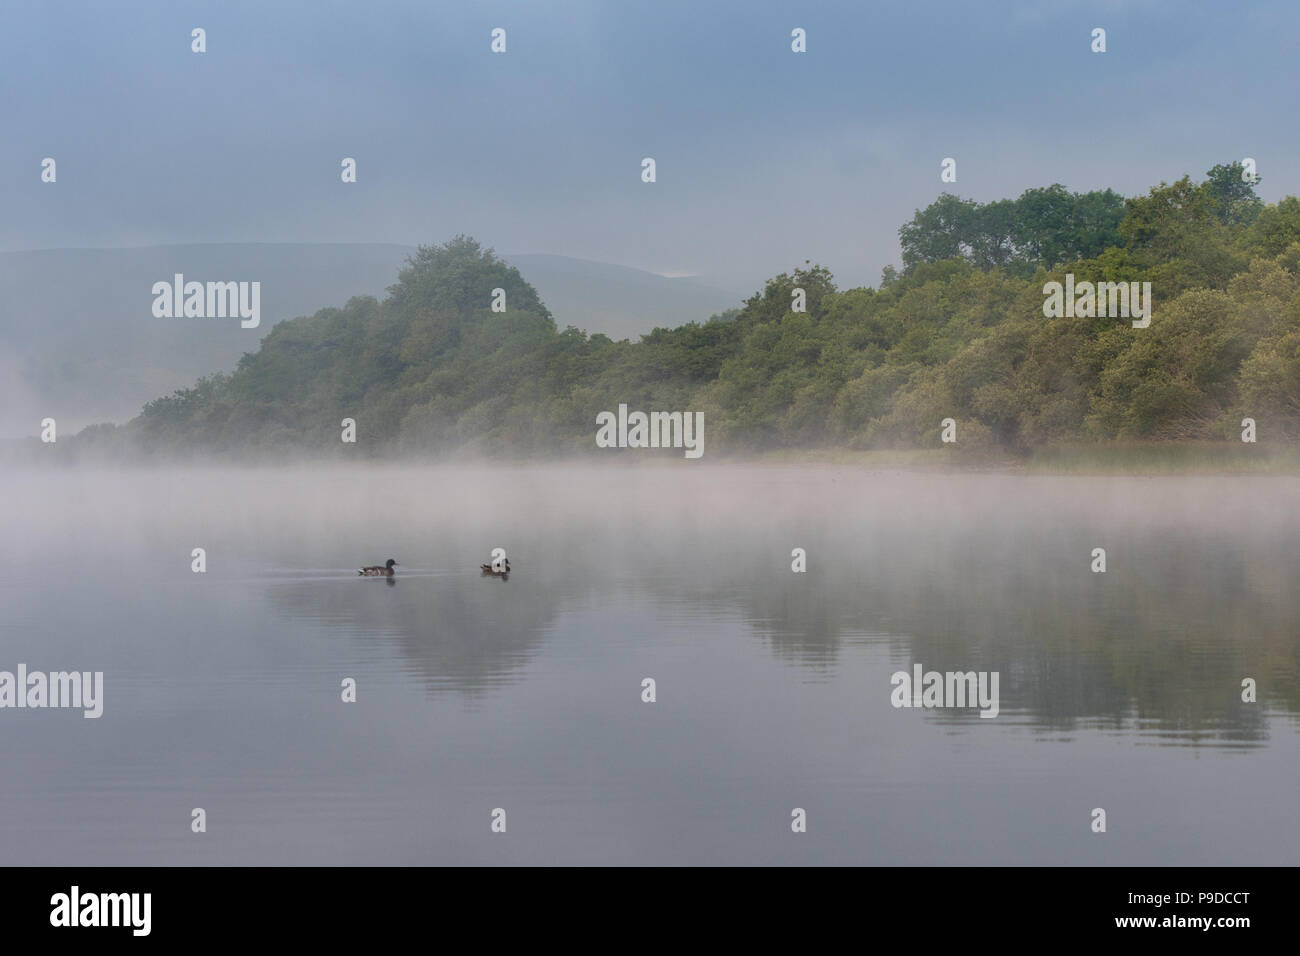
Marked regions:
[265,566,568,696]
[711,520,1291,746]
[247,469,1300,748]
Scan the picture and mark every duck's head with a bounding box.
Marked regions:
[386,559,398,569]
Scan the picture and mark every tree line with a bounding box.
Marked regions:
[69,162,1300,459]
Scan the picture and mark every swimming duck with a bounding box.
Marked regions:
[359,559,398,577]
[480,559,511,577]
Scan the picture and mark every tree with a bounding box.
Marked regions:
[1203,161,1263,226]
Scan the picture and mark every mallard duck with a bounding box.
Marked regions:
[480,559,511,577]
[359,559,398,576]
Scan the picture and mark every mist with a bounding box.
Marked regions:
[3,463,1298,865]
[4,0,1299,880]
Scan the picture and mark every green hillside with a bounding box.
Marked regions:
[85,163,1300,459]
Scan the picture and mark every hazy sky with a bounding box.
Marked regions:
[3,0,1297,290]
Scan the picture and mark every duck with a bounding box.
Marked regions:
[359,559,398,577]
[480,559,511,577]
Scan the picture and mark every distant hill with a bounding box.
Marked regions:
[0,243,739,437]
[502,254,739,341]
[0,243,411,436]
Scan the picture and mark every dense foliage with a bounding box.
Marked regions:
[115,164,1300,457]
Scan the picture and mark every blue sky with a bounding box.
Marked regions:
[2,0,1296,291]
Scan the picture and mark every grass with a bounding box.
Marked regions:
[1025,441,1300,475]
[750,447,1013,469]
[747,441,1300,475]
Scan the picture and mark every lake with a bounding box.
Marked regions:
[1,464,1297,865]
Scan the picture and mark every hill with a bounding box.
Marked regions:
[0,243,410,435]
[39,163,1300,460]
[501,254,739,342]
[0,243,738,437]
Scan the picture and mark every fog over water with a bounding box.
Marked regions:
[1,464,1297,864]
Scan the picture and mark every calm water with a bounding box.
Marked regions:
[1,465,1298,865]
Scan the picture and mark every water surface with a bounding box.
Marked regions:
[1,465,1297,864]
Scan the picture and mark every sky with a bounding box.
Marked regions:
[2,0,1297,291]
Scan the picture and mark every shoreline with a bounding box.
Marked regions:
[3,443,1298,476]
